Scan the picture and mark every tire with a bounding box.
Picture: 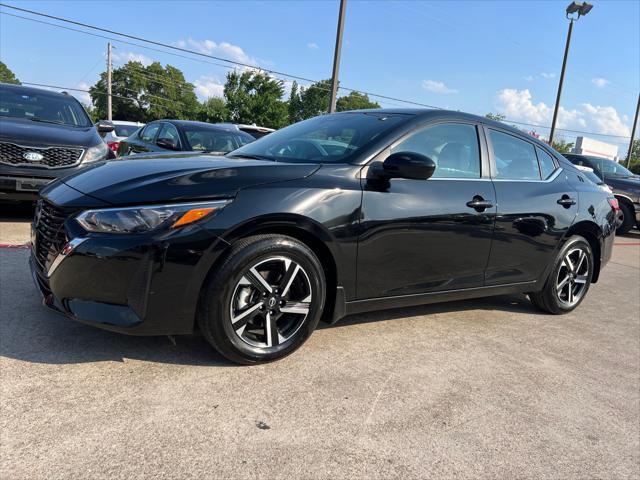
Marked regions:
[197,234,326,364]
[529,235,593,315]
[616,201,635,236]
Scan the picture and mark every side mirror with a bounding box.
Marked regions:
[95,120,114,134]
[156,138,179,150]
[381,151,436,180]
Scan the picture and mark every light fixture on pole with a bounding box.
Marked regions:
[548,1,593,146]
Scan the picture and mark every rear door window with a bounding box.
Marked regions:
[535,147,557,179]
[489,130,540,180]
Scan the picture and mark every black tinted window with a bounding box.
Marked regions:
[141,123,160,142]
[490,130,540,180]
[0,86,91,127]
[392,123,480,178]
[114,125,140,137]
[183,126,253,153]
[536,147,557,179]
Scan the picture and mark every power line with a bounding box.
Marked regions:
[2,5,632,140]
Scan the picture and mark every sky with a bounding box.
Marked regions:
[0,0,638,152]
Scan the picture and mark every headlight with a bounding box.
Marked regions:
[83,142,109,163]
[75,200,231,233]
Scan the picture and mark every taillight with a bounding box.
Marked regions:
[607,197,620,212]
[107,141,120,152]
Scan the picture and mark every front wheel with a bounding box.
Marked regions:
[616,202,635,235]
[529,235,593,314]
[198,235,326,364]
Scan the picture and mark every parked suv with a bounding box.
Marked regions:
[564,153,640,234]
[0,83,114,202]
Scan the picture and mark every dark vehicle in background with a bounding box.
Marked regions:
[31,109,618,364]
[117,120,254,157]
[0,83,114,202]
[564,153,640,234]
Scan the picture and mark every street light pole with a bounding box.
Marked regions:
[329,0,347,113]
[626,93,639,167]
[548,2,593,146]
[106,42,113,121]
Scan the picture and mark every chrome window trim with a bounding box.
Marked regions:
[0,142,85,169]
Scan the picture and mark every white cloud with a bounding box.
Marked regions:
[540,72,556,79]
[495,88,631,138]
[422,79,458,94]
[523,75,534,82]
[112,51,153,66]
[193,76,225,101]
[73,82,92,105]
[307,42,319,50]
[591,77,610,88]
[177,38,258,66]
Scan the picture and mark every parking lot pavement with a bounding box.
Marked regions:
[1,207,638,480]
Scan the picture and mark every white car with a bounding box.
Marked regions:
[217,123,275,139]
[102,120,145,154]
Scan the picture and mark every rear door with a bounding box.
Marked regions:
[484,127,578,286]
[129,122,161,154]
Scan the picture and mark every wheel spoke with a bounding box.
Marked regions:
[280,301,310,315]
[574,275,588,284]
[564,255,575,273]
[265,312,280,347]
[231,302,262,328]
[567,283,574,303]
[575,250,586,273]
[279,260,300,297]
[557,275,570,292]
[243,267,273,294]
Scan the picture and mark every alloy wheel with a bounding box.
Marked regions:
[556,247,590,307]
[229,256,312,348]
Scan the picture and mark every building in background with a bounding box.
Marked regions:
[572,136,619,160]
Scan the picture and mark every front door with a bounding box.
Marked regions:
[357,122,496,299]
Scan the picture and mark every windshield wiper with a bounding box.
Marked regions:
[29,117,67,126]
[227,153,276,161]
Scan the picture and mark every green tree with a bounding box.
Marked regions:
[336,91,380,112]
[625,139,640,173]
[485,112,506,122]
[288,81,304,124]
[299,79,332,120]
[89,61,199,122]
[224,70,288,128]
[551,139,574,154]
[82,103,99,123]
[198,97,228,123]
[0,61,20,85]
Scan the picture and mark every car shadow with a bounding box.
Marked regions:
[1,290,538,367]
[0,202,35,222]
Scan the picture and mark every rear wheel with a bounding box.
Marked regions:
[616,201,635,235]
[529,235,593,314]
[198,235,325,364]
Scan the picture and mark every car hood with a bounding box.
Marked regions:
[55,155,320,205]
[0,117,99,148]
[605,176,640,189]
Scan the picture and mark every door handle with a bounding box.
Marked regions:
[557,195,576,208]
[466,196,494,212]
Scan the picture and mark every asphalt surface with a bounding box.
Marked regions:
[1,205,639,479]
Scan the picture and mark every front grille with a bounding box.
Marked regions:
[33,200,77,269]
[0,142,83,168]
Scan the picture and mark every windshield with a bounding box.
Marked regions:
[599,158,634,177]
[229,112,409,163]
[114,124,141,137]
[0,86,91,127]
[184,126,254,153]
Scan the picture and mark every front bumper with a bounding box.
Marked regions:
[30,224,229,336]
[0,164,85,201]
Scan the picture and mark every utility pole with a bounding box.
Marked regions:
[106,42,113,121]
[626,93,639,167]
[329,0,347,113]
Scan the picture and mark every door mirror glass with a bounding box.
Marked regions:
[382,151,436,180]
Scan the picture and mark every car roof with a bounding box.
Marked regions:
[111,120,144,126]
[153,119,241,131]
[0,82,76,99]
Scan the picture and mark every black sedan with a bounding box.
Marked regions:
[117,120,254,157]
[31,109,618,364]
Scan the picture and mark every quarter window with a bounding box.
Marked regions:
[536,147,557,179]
[140,123,160,143]
[391,123,481,178]
[489,130,540,180]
